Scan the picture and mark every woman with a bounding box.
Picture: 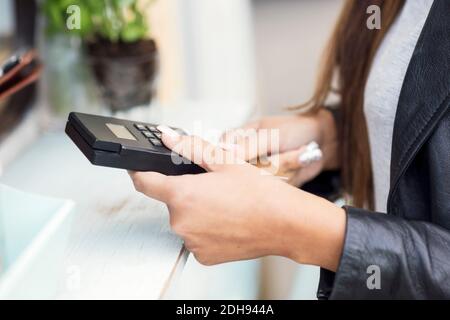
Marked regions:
[130,0,450,299]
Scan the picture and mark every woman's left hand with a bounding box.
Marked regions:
[129,127,345,269]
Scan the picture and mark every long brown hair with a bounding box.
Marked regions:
[299,0,405,209]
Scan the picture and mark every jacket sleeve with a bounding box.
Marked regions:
[327,206,450,299]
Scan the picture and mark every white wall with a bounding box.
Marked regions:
[178,0,255,103]
[253,0,343,115]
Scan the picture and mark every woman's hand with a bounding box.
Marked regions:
[220,108,339,186]
[129,127,346,271]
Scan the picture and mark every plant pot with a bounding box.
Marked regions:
[85,38,158,112]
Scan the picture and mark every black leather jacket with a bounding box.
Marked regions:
[317,0,450,299]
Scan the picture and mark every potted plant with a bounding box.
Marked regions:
[42,0,157,112]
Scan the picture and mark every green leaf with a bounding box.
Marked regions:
[40,0,151,41]
[120,21,147,42]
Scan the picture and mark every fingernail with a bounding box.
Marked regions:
[305,141,319,152]
[157,125,180,139]
[298,148,323,165]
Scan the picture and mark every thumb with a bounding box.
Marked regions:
[128,171,173,203]
[157,125,243,172]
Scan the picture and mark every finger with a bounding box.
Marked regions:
[222,129,266,162]
[266,147,306,173]
[219,120,260,143]
[157,126,241,172]
[216,142,247,161]
[288,160,323,187]
[266,142,323,173]
[219,121,267,161]
[129,171,173,203]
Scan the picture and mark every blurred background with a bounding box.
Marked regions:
[0,0,342,299]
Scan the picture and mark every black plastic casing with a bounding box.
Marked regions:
[65,112,205,175]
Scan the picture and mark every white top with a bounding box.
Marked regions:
[364,0,434,212]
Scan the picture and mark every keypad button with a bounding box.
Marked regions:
[142,131,153,138]
[152,131,162,138]
[134,124,146,131]
[149,138,163,147]
[147,126,159,132]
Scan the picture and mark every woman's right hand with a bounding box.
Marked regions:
[220,108,339,186]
